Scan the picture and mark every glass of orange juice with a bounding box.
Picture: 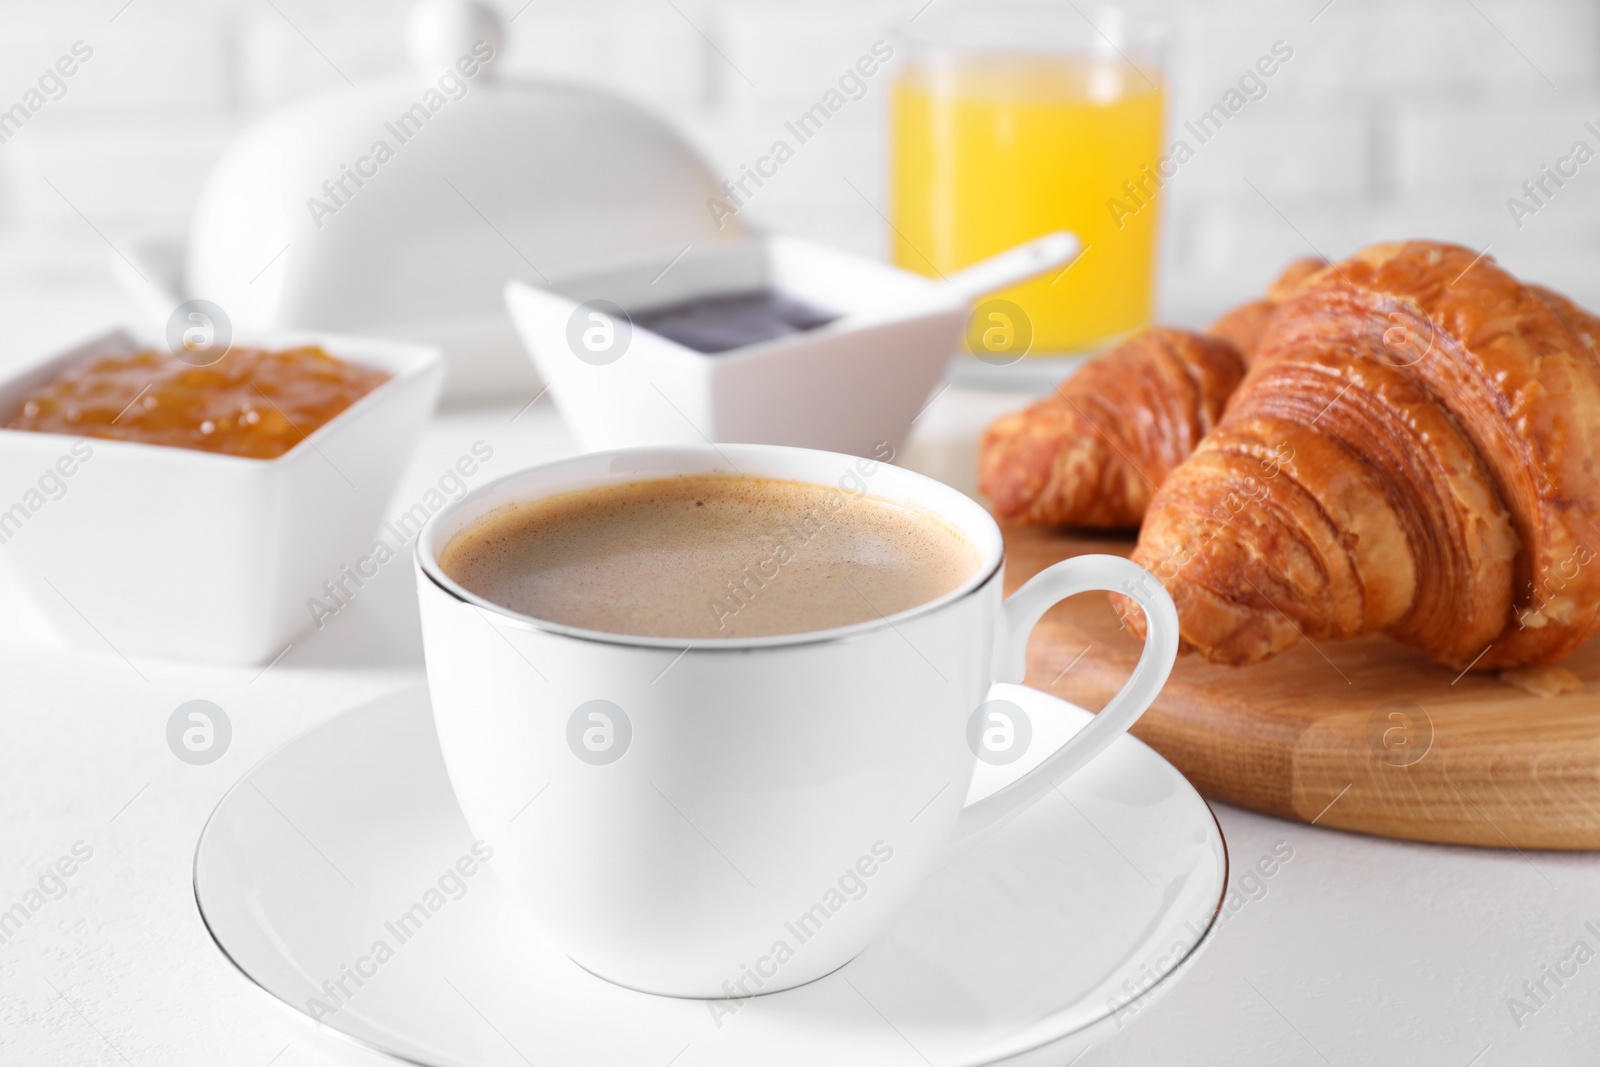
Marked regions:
[889,3,1166,384]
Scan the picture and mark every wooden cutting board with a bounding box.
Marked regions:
[1005,524,1600,850]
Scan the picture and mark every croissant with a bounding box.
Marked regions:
[1116,241,1600,671]
[980,257,1323,528]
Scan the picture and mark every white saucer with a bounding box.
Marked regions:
[194,685,1226,1067]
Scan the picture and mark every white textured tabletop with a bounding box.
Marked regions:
[1,269,1598,1067]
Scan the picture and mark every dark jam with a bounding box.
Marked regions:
[631,290,838,354]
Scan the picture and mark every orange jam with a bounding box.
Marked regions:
[4,346,391,460]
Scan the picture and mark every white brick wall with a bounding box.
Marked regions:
[1,0,1597,339]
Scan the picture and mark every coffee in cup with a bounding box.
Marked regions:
[435,473,982,639]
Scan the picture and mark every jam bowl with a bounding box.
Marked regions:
[504,231,1079,458]
[0,328,443,663]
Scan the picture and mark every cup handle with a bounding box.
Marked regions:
[939,554,1180,866]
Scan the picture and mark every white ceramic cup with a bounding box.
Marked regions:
[416,444,1178,998]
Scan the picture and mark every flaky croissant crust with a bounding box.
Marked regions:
[1120,241,1600,670]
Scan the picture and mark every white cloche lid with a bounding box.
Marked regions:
[182,0,743,399]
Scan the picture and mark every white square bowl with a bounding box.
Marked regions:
[505,235,968,457]
[0,329,443,664]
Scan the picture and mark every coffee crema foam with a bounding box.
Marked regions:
[437,474,982,639]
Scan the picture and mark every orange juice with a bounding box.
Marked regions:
[890,55,1165,355]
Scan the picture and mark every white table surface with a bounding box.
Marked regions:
[2,267,1598,1067]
